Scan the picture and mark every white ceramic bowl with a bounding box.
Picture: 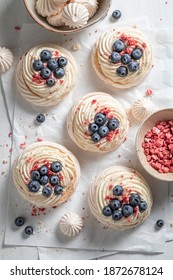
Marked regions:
[136,108,173,181]
[23,0,112,34]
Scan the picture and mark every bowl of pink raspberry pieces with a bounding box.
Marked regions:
[136,108,173,181]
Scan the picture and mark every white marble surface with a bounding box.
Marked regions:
[0,0,173,260]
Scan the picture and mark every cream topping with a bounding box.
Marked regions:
[62,3,89,28]
[0,47,13,74]
[88,166,153,230]
[16,43,77,107]
[92,27,152,89]
[59,212,83,236]
[13,141,80,208]
[67,92,129,153]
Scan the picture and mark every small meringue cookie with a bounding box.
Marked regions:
[0,47,13,74]
[47,12,65,27]
[62,3,89,28]
[131,98,156,122]
[74,0,98,18]
[36,0,66,17]
[59,212,83,237]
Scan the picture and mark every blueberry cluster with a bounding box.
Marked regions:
[28,161,64,197]
[110,40,143,78]
[88,113,119,143]
[15,217,33,236]
[33,49,68,87]
[102,185,148,221]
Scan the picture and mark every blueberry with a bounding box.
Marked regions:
[50,175,60,186]
[31,170,40,181]
[40,175,49,185]
[94,113,106,126]
[107,118,119,131]
[112,10,122,20]
[39,166,48,176]
[40,50,52,62]
[112,209,123,220]
[129,193,141,207]
[98,126,109,138]
[46,78,55,87]
[33,60,44,71]
[102,205,112,217]
[131,48,143,60]
[110,52,121,64]
[41,67,52,79]
[15,217,25,227]
[51,162,62,173]
[121,54,131,65]
[112,40,126,52]
[109,199,121,211]
[128,61,139,72]
[58,56,68,67]
[156,219,164,228]
[116,66,128,77]
[91,133,101,143]
[42,186,53,197]
[54,68,65,79]
[28,180,40,192]
[47,59,58,70]
[24,226,33,235]
[139,201,148,212]
[88,123,99,134]
[36,113,45,123]
[113,185,123,196]
[122,204,134,217]
[54,185,63,195]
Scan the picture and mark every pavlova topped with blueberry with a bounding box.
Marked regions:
[92,27,152,89]
[88,166,153,230]
[16,43,77,106]
[67,92,129,153]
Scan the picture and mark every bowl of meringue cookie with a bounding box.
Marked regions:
[23,0,112,33]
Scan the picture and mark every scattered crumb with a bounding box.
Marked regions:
[146,89,153,96]
[2,160,8,164]
[19,142,26,149]
[15,26,21,30]
[71,43,81,51]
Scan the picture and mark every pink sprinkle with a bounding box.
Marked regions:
[146,89,153,96]
[37,138,43,142]
[9,148,12,153]
[20,142,26,149]
[8,132,12,138]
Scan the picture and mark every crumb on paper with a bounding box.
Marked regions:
[19,142,26,149]
[132,25,137,29]
[15,26,21,30]
[71,43,81,52]
[146,89,153,96]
